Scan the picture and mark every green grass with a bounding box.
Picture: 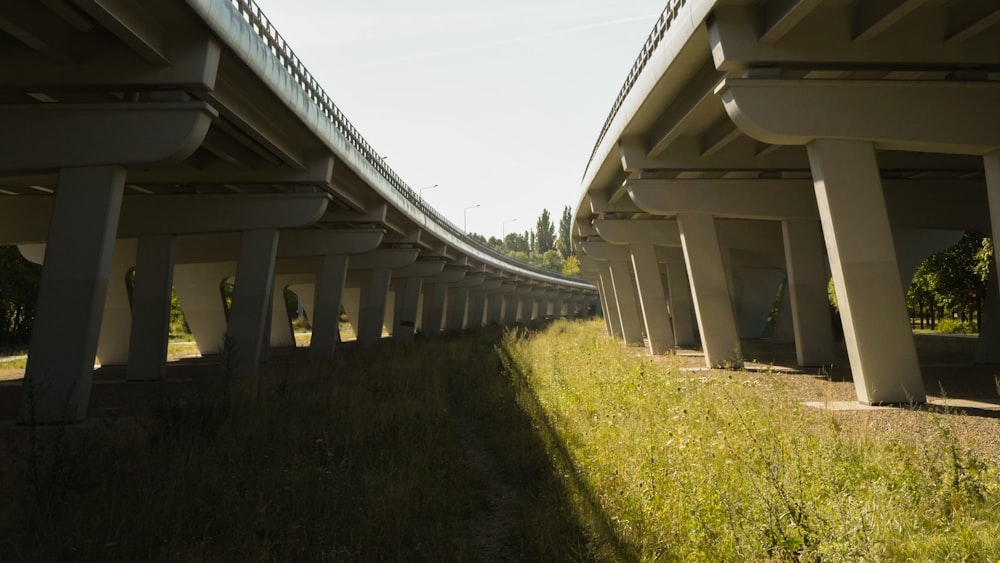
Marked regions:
[499,320,1000,561]
[0,355,27,369]
[3,329,591,561]
[6,320,1000,561]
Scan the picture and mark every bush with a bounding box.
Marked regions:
[936,318,975,334]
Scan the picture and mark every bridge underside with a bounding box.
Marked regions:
[0,1,598,422]
[576,0,1000,405]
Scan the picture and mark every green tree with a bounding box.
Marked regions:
[0,246,41,347]
[504,232,530,254]
[561,255,581,277]
[906,232,990,330]
[535,209,555,254]
[557,205,573,258]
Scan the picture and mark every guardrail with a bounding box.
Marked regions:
[584,0,687,172]
[227,0,588,285]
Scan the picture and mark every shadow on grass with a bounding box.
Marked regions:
[2,327,620,561]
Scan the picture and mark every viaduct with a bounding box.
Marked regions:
[574,0,1000,405]
[0,0,598,423]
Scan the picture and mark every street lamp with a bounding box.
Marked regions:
[502,218,518,238]
[419,184,438,199]
[463,204,480,233]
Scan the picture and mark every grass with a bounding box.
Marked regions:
[500,320,1000,561]
[4,320,1000,561]
[3,328,591,561]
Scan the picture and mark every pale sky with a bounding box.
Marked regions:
[251,0,665,239]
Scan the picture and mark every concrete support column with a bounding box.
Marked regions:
[977,267,1000,363]
[983,152,1000,361]
[808,139,923,403]
[676,213,741,367]
[445,287,469,331]
[630,244,675,354]
[393,276,423,343]
[357,268,391,347]
[609,259,644,345]
[502,292,518,325]
[781,219,835,366]
[174,262,232,355]
[309,255,348,359]
[597,268,622,338]
[467,287,487,329]
[269,279,295,348]
[771,283,796,344]
[485,290,504,325]
[292,283,316,326]
[733,267,785,339]
[226,229,279,374]
[665,261,698,346]
[421,283,448,335]
[96,239,137,366]
[126,235,175,381]
[21,166,125,423]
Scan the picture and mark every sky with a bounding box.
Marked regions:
[251,0,666,239]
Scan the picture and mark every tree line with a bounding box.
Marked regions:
[1,225,992,350]
[468,206,580,276]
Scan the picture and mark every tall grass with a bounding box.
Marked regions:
[7,320,1000,561]
[499,320,1000,561]
[3,330,590,561]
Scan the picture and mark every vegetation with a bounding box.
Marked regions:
[3,330,590,561]
[501,320,1000,561]
[469,205,580,275]
[7,321,1000,560]
[0,247,41,351]
[907,232,993,332]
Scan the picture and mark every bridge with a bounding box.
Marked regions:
[574,0,1000,405]
[0,0,599,423]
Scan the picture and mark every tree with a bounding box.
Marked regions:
[557,205,573,258]
[535,209,555,254]
[561,255,581,277]
[906,232,991,330]
[0,246,41,347]
[504,232,529,254]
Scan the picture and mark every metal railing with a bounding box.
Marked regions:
[584,0,687,173]
[226,0,588,285]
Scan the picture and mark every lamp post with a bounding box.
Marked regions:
[419,184,438,199]
[502,218,518,238]
[463,204,480,233]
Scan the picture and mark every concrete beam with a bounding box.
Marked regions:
[718,78,1000,155]
[0,102,216,172]
[0,193,333,245]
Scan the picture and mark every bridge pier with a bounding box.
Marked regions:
[387,260,445,342]
[307,255,348,358]
[732,265,785,339]
[677,213,742,368]
[781,219,835,366]
[665,261,698,347]
[356,269,392,347]
[607,259,644,346]
[96,239,137,368]
[21,166,125,423]
[808,140,923,403]
[226,229,279,374]
[127,235,177,381]
[630,243,674,354]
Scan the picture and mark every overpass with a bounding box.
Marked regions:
[0,0,598,422]
[574,0,1000,405]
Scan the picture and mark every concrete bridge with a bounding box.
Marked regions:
[0,0,598,423]
[574,0,1000,405]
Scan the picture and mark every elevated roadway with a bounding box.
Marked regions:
[574,0,1000,405]
[0,0,597,422]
